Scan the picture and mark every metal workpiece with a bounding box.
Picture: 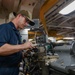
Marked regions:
[43,54,59,66]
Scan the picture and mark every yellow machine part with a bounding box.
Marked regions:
[40,0,58,36]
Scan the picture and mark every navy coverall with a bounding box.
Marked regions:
[0,22,22,75]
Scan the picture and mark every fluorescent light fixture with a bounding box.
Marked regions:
[29,39,33,41]
[48,37,56,42]
[56,40,64,43]
[25,29,30,31]
[59,1,75,15]
[63,37,74,40]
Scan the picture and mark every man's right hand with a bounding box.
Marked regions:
[22,41,35,50]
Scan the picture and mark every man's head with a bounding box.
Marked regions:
[13,10,35,29]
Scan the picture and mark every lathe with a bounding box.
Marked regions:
[19,27,75,75]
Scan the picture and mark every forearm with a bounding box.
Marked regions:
[0,43,24,56]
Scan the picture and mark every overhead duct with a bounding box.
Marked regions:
[0,0,21,19]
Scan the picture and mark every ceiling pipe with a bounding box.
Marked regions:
[40,0,58,35]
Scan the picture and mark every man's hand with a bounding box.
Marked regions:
[22,41,36,50]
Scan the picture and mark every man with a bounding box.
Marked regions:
[0,10,35,75]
